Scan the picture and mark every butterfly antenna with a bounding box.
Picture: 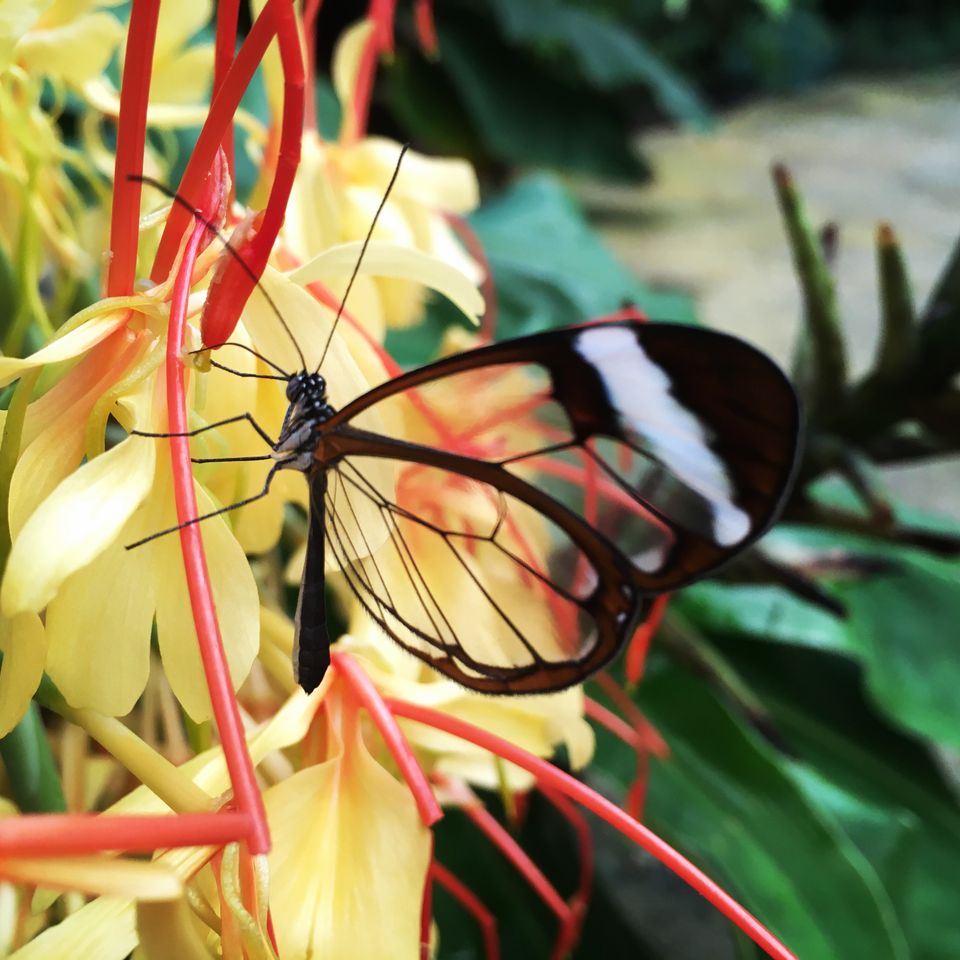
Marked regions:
[132,175,307,372]
[315,143,409,372]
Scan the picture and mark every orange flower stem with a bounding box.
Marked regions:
[0,812,250,857]
[539,788,592,953]
[151,0,289,283]
[386,699,799,960]
[213,0,240,193]
[331,653,442,826]
[431,862,500,960]
[445,214,497,341]
[414,0,439,58]
[166,215,269,855]
[461,800,570,925]
[106,0,161,297]
[626,593,669,685]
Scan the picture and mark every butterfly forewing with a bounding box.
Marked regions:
[312,320,800,692]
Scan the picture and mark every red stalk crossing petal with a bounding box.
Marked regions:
[420,834,435,960]
[432,862,500,960]
[385,700,799,960]
[166,215,268,853]
[303,0,323,132]
[0,813,250,857]
[107,0,161,296]
[332,652,442,826]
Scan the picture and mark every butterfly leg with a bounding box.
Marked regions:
[131,412,276,447]
[124,461,284,550]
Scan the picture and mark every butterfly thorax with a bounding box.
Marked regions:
[273,371,336,473]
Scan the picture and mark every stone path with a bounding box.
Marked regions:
[578,73,960,514]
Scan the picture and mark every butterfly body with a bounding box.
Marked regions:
[271,320,801,696]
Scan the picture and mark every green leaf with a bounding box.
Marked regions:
[387,175,694,365]
[434,15,645,178]
[484,0,711,128]
[0,702,66,813]
[720,640,960,960]
[591,666,909,960]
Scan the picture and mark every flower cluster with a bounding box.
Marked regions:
[0,4,795,960]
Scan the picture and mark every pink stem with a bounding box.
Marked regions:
[213,0,240,191]
[386,700,798,960]
[166,215,269,854]
[626,593,669,685]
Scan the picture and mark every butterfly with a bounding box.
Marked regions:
[130,167,801,696]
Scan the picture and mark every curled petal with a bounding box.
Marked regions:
[2,436,156,617]
[348,137,480,212]
[0,612,46,737]
[289,240,484,326]
[0,307,134,389]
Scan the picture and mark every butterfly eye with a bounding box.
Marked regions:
[286,374,306,402]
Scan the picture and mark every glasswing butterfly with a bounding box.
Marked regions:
[130,160,801,697]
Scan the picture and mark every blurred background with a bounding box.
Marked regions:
[295,2,960,958]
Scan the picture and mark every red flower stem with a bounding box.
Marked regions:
[352,0,395,139]
[331,653,442,826]
[420,835,435,960]
[213,0,240,191]
[539,788,593,925]
[151,0,286,282]
[0,812,250,857]
[303,0,322,132]
[431,862,499,960]
[445,214,496,341]
[461,801,569,923]
[106,0,161,297]
[386,700,798,960]
[414,0,439,57]
[592,673,668,756]
[584,697,644,750]
[166,219,269,855]
[626,593,669,685]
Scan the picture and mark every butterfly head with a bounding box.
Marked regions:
[274,372,334,471]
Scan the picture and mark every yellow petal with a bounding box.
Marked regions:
[0,0,46,72]
[17,12,122,87]
[2,857,181,900]
[137,898,212,960]
[0,612,46,737]
[332,19,374,143]
[150,43,213,105]
[347,137,480,212]
[289,240,484,326]
[2,435,156,617]
[9,896,136,960]
[44,529,156,716]
[266,697,431,960]
[153,478,259,723]
[152,0,212,62]
[0,308,131,389]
